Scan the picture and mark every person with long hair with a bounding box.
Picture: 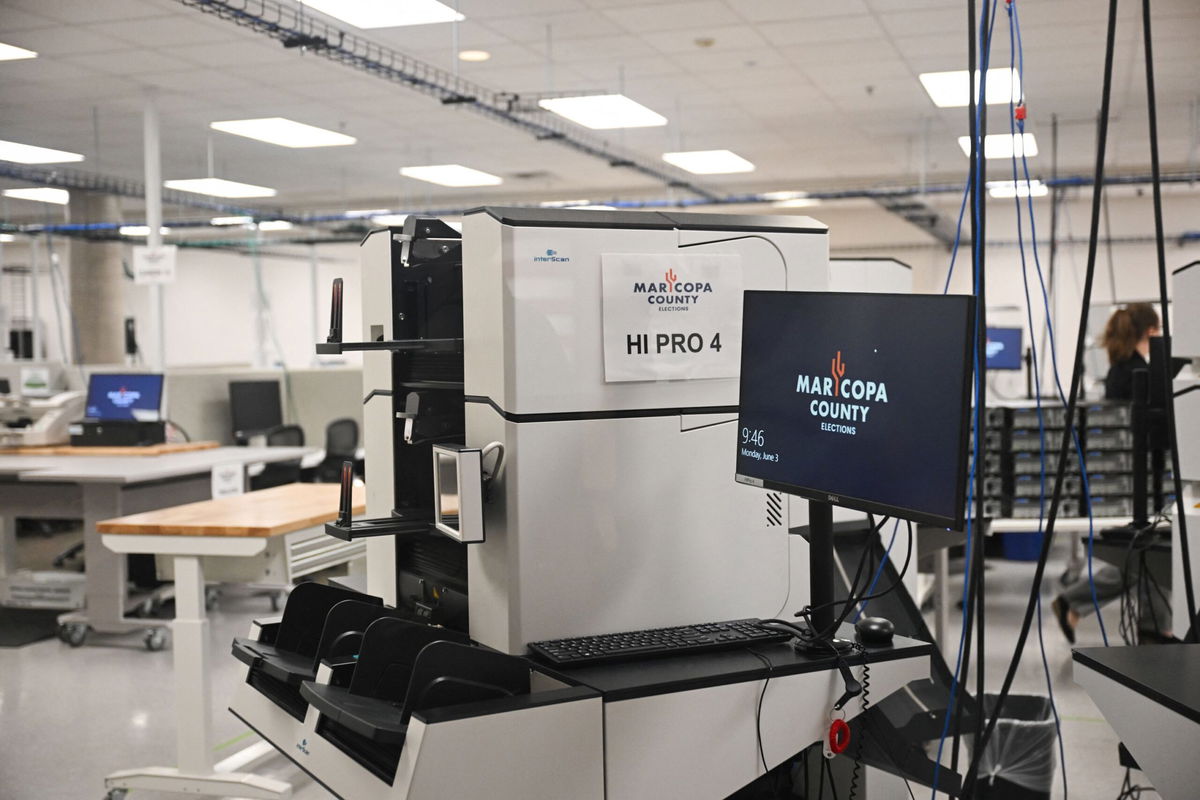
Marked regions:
[1051,303,1175,644]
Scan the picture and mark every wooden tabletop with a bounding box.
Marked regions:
[97,482,366,538]
[1,441,220,456]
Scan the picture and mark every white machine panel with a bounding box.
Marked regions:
[467,406,794,652]
[463,209,828,416]
[462,208,828,654]
[1172,262,1200,358]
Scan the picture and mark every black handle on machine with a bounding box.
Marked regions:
[328,278,344,345]
[336,460,354,527]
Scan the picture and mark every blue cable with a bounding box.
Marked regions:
[1011,0,1108,643]
[856,519,900,621]
[931,5,998,796]
[1006,4,1068,797]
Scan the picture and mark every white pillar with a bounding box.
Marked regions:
[143,88,166,369]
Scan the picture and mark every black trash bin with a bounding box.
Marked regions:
[971,693,1058,800]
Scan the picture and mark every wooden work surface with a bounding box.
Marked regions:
[97,482,366,538]
[2,441,220,456]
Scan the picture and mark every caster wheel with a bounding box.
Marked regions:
[205,586,220,611]
[144,628,167,652]
[64,622,88,648]
[105,789,128,800]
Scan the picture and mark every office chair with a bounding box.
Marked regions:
[315,418,359,483]
[250,424,306,490]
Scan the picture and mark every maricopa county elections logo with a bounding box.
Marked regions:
[534,248,570,263]
[794,351,889,436]
[632,268,715,312]
[107,387,142,408]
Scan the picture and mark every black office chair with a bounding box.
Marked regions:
[251,424,306,490]
[315,418,359,483]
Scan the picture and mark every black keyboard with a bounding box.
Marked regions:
[527,618,792,668]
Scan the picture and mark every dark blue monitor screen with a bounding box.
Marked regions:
[985,327,1023,370]
[735,291,975,529]
[85,373,164,421]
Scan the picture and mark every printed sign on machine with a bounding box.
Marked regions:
[601,252,743,382]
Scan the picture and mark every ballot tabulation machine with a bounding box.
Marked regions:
[229,209,935,799]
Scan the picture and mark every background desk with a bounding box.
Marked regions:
[1074,645,1200,800]
[0,445,311,646]
[98,482,365,799]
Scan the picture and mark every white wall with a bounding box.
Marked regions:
[1,237,365,372]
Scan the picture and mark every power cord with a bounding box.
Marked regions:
[1004,4,1070,797]
[963,0,1122,792]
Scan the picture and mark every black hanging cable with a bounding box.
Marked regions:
[952,0,982,777]
[1142,0,1198,640]
[972,0,990,770]
[961,0,1121,794]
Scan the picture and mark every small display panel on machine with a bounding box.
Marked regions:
[735,291,975,528]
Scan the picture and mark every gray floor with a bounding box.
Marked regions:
[0,528,1163,799]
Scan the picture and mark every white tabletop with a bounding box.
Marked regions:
[0,446,314,485]
[989,516,1107,533]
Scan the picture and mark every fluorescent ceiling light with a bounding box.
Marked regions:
[301,0,463,28]
[257,220,293,231]
[400,164,502,187]
[370,214,409,226]
[957,133,1038,159]
[210,215,254,226]
[538,94,667,130]
[988,179,1049,198]
[164,178,276,198]
[762,191,809,201]
[662,149,755,175]
[119,225,169,236]
[2,187,69,205]
[0,139,84,164]
[919,68,1021,108]
[773,198,821,208]
[458,50,491,62]
[0,234,15,243]
[347,208,391,218]
[538,199,591,208]
[210,118,356,148]
[0,43,37,61]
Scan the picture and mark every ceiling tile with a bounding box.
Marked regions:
[763,15,887,47]
[602,2,740,33]
[641,24,770,55]
[730,0,870,22]
[60,48,198,76]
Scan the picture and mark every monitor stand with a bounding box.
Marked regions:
[793,499,854,654]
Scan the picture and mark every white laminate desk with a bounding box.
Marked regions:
[0,446,311,647]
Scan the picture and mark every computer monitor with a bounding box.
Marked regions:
[85,373,165,422]
[735,291,975,643]
[985,326,1023,370]
[229,380,283,439]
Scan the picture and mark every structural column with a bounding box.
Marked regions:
[67,191,125,364]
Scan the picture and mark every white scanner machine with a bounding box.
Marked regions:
[229,208,932,800]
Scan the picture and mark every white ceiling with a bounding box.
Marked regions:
[0,0,1197,222]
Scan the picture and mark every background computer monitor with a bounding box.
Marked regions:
[229,380,283,438]
[735,290,975,530]
[85,373,165,422]
[985,326,1023,370]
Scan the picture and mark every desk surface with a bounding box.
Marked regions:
[1,441,219,456]
[559,627,933,702]
[97,482,366,538]
[0,445,312,485]
[1074,645,1200,725]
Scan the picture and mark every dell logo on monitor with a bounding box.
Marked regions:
[827,494,840,503]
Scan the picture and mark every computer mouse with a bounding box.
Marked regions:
[855,616,895,645]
